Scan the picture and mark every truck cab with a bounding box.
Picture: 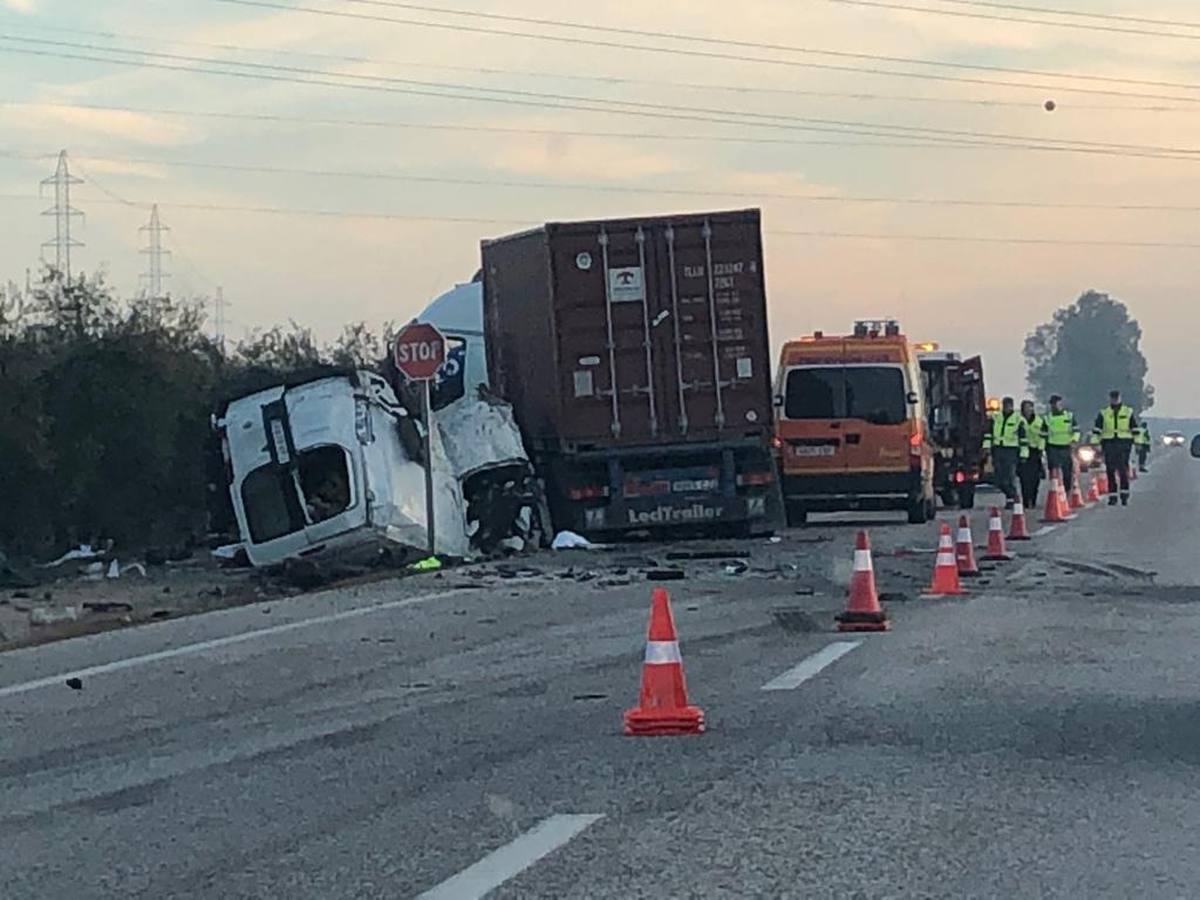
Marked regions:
[774,320,935,525]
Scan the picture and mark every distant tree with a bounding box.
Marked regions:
[1024,290,1154,414]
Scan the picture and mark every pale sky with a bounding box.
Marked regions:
[2,0,1199,413]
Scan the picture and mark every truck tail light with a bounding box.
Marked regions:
[568,485,610,501]
[737,471,775,487]
[909,432,923,454]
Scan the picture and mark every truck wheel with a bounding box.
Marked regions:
[940,488,957,508]
[785,501,808,527]
[907,497,929,524]
[958,482,976,510]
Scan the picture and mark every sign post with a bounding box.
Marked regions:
[393,320,447,556]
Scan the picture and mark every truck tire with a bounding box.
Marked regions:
[958,482,976,510]
[907,496,929,524]
[785,501,808,527]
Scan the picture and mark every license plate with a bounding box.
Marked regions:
[793,445,836,458]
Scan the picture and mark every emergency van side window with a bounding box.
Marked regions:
[784,367,843,419]
[844,367,907,425]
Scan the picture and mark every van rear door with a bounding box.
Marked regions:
[837,364,913,475]
[779,343,848,476]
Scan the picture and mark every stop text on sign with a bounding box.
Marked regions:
[393,321,446,381]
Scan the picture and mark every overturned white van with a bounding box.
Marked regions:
[216,368,537,568]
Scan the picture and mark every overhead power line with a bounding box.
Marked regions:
[335,0,1200,61]
[0,102,975,150]
[9,182,1198,248]
[207,0,1200,103]
[12,21,1161,112]
[3,38,1199,162]
[822,0,1200,40]
[50,149,1200,213]
[926,0,1200,30]
[12,187,1200,249]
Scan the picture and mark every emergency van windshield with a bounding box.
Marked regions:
[784,366,907,425]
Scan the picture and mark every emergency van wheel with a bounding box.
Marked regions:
[907,496,930,524]
[958,482,976,510]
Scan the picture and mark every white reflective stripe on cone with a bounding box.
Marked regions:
[1013,503,1025,514]
[956,529,971,542]
[644,640,682,664]
[853,549,873,571]
[936,552,957,566]
[938,536,954,549]
[989,517,1002,530]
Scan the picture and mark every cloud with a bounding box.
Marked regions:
[3,0,36,12]
[0,103,200,148]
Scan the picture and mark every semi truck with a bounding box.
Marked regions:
[481,209,784,538]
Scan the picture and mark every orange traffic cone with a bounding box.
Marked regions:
[955,514,981,578]
[1007,500,1032,541]
[1086,476,1101,504]
[1130,464,1138,482]
[982,506,1014,561]
[623,588,705,736]
[1042,468,1072,523]
[923,522,967,597]
[835,530,889,633]
[1068,472,1087,510]
[1096,471,1109,495]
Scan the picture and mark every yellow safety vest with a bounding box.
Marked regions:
[1044,411,1079,447]
[1022,415,1046,451]
[985,412,1026,452]
[1094,405,1134,441]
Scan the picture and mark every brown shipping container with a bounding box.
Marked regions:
[482,209,773,451]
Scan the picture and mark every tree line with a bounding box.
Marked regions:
[0,271,393,558]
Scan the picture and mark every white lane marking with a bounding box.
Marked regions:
[0,589,465,700]
[417,814,603,900]
[761,641,862,691]
[1032,525,1058,537]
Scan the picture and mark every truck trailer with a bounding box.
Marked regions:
[481,209,784,538]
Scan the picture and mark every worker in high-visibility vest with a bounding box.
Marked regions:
[1044,394,1081,496]
[1134,422,1152,472]
[1091,389,1140,506]
[984,396,1028,509]
[1017,399,1047,508]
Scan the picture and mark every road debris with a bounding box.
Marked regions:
[65,677,83,691]
[552,531,599,551]
[644,569,686,581]
[30,606,79,626]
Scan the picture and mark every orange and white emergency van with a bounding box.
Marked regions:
[774,319,935,525]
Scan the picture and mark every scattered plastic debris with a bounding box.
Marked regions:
[409,556,443,572]
[645,569,686,581]
[552,531,598,551]
[30,606,79,626]
[41,545,102,568]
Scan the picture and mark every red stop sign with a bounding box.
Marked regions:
[393,321,446,381]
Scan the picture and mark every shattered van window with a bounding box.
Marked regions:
[299,446,352,523]
[242,467,304,543]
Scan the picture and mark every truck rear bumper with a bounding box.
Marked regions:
[782,471,922,511]
[573,494,770,533]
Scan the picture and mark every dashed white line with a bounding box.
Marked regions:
[417,814,604,900]
[761,641,862,691]
[0,589,464,700]
[1032,525,1059,537]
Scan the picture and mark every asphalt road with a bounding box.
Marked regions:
[2,448,1198,898]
